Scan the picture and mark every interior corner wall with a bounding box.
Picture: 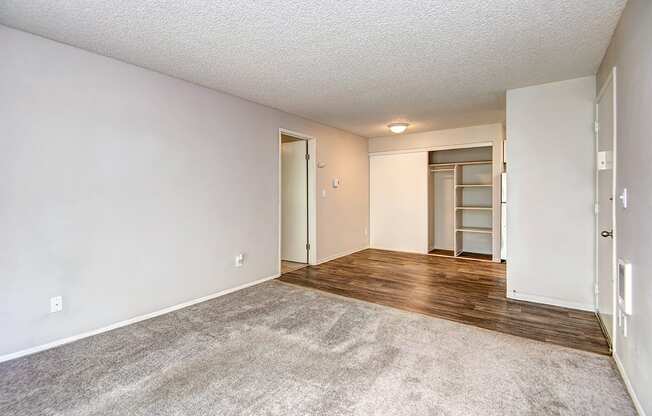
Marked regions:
[0,25,369,357]
[597,1,652,414]
[506,76,596,311]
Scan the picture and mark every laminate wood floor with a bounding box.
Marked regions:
[279,249,609,355]
[428,249,493,261]
[281,260,308,274]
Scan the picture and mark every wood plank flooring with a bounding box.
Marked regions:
[281,260,308,274]
[279,249,609,355]
[429,249,493,261]
[458,251,493,261]
[428,248,454,256]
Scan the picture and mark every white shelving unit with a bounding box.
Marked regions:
[454,161,492,257]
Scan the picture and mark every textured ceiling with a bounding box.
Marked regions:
[0,1,626,137]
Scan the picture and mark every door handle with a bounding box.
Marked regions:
[600,230,613,238]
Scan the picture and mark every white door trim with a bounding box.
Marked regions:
[594,66,618,352]
[278,128,317,271]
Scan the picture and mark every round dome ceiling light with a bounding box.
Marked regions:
[388,122,410,134]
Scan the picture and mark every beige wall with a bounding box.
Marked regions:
[0,25,369,358]
[597,1,652,413]
[368,124,504,261]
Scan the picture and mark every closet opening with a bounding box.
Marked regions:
[428,146,496,262]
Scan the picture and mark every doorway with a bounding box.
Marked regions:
[279,129,316,274]
[595,67,617,347]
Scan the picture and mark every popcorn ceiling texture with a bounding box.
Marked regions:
[0,1,626,137]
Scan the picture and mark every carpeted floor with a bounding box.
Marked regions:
[0,281,635,415]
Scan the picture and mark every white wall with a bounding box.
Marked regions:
[0,26,369,357]
[370,152,428,253]
[506,76,596,311]
[598,1,652,413]
[369,124,504,261]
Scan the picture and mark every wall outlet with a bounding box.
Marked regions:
[50,296,63,313]
[235,253,245,267]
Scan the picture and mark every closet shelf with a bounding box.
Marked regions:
[428,163,455,168]
[456,227,492,234]
[457,160,492,166]
[455,206,492,210]
[455,184,492,188]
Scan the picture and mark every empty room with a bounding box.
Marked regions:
[1,1,650,415]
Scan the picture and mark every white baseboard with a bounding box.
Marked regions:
[614,352,646,416]
[317,246,369,265]
[0,273,280,363]
[507,291,595,312]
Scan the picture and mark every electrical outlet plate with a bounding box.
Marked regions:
[235,253,245,267]
[50,296,63,313]
[597,150,613,170]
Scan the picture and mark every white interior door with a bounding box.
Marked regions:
[281,140,308,263]
[596,74,615,343]
[433,171,454,250]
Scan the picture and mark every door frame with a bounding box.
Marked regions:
[594,66,618,351]
[278,128,317,272]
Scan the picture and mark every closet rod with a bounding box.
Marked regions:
[428,160,492,167]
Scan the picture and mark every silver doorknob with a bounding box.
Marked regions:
[601,230,613,238]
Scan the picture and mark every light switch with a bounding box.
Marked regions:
[235,253,245,267]
[619,188,628,208]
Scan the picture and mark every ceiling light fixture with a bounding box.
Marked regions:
[388,122,409,134]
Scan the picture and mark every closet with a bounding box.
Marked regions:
[428,147,493,260]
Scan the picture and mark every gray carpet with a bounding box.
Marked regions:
[0,281,635,415]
